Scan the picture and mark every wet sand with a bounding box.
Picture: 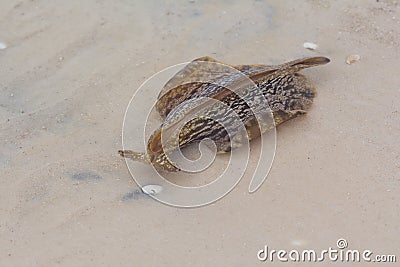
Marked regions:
[1,0,399,266]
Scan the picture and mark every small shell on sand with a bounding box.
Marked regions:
[0,42,7,50]
[346,54,360,64]
[142,184,163,195]
[303,42,318,50]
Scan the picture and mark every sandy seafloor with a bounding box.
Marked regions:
[1,0,399,266]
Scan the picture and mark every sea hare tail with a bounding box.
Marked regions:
[118,150,150,164]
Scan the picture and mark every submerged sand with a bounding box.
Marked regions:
[1,0,399,266]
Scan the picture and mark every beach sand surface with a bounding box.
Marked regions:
[1,0,399,266]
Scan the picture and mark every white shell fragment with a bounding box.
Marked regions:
[141,184,163,195]
[0,42,7,50]
[303,42,318,50]
[346,54,360,64]
[291,240,306,246]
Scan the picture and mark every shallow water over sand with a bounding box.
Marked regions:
[1,0,399,265]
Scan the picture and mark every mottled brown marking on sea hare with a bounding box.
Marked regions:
[120,56,330,171]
